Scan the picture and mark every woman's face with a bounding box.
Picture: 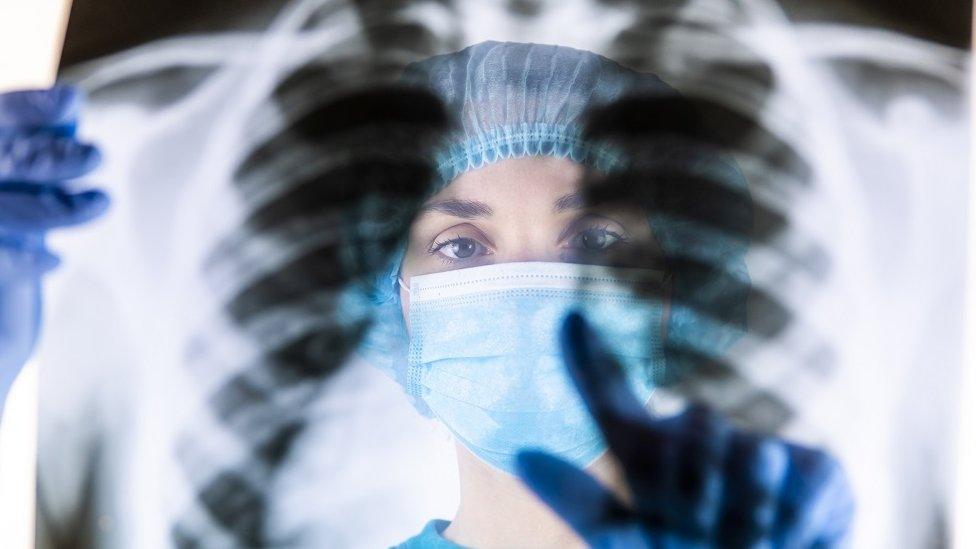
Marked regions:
[399,156,662,315]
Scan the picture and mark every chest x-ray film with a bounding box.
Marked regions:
[19,0,971,547]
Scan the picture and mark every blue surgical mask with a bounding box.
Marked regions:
[403,262,666,475]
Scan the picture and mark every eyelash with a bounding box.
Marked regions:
[429,234,461,254]
[579,223,629,244]
[429,234,485,265]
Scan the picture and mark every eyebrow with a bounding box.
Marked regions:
[553,192,585,213]
[420,199,494,219]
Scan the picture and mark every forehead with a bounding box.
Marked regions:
[432,156,585,203]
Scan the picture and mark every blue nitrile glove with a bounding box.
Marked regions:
[516,312,855,548]
[0,86,108,414]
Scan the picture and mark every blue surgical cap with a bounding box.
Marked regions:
[354,41,751,413]
[400,41,677,190]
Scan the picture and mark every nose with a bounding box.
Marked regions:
[496,233,563,264]
[503,250,560,263]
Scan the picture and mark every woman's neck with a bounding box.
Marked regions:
[442,444,629,548]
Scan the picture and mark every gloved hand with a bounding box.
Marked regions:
[0,86,108,413]
[517,312,855,548]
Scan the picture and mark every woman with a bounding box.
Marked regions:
[355,41,809,548]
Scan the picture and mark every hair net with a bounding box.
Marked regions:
[400,41,677,187]
[353,41,751,415]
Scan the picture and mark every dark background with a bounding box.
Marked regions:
[60,0,971,68]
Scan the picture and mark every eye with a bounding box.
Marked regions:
[431,236,489,261]
[567,225,628,251]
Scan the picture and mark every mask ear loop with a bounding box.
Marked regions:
[397,276,411,295]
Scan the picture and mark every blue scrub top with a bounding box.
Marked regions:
[395,520,462,548]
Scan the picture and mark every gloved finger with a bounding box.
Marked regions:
[0,244,61,279]
[0,276,43,384]
[631,405,730,539]
[0,184,110,231]
[771,445,855,547]
[714,433,788,545]
[559,311,665,482]
[560,311,654,435]
[561,313,728,533]
[0,135,101,182]
[0,86,80,134]
[807,463,855,548]
[516,450,631,542]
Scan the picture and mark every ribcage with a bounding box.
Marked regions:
[170,0,962,546]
